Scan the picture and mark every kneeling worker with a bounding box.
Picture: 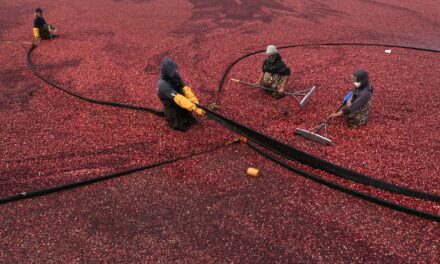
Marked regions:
[157,58,205,131]
[329,68,373,127]
[255,45,291,98]
[33,8,56,44]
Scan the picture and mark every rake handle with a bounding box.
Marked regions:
[2,41,33,45]
[315,104,345,133]
[230,78,306,97]
[231,79,278,93]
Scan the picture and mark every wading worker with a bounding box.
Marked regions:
[255,45,291,98]
[329,68,373,127]
[157,58,205,131]
[33,8,56,44]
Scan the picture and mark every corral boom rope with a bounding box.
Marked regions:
[201,106,440,202]
[246,142,440,223]
[204,107,440,222]
[0,143,235,204]
[27,44,164,116]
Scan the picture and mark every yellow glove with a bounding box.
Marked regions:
[33,27,40,42]
[194,108,205,116]
[182,86,199,104]
[173,94,197,112]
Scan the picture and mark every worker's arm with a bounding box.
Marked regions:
[278,75,289,93]
[255,72,264,86]
[158,80,204,115]
[342,89,372,115]
[173,94,205,115]
[33,28,40,44]
[329,90,354,119]
[182,86,199,105]
[329,110,344,119]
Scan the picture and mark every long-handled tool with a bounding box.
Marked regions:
[2,41,33,45]
[230,78,316,109]
[295,91,353,145]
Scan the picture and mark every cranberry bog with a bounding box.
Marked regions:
[1,0,440,262]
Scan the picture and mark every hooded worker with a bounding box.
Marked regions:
[157,58,205,131]
[329,68,373,127]
[255,45,291,98]
[33,8,56,44]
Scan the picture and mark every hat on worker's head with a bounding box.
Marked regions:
[161,58,179,79]
[266,45,278,56]
[353,68,369,83]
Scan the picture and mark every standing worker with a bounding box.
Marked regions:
[157,58,205,131]
[33,8,56,44]
[329,68,373,127]
[255,45,291,98]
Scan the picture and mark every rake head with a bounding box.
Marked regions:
[299,86,316,109]
[295,127,333,145]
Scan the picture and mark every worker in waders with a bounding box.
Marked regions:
[255,45,291,98]
[157,58,205,131]
[33,8,56,44]
[329,68,373,127]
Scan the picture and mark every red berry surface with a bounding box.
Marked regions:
[1,0,439,262]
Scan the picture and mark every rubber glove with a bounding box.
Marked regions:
[173,94,197,112]
[194,108,205,116]
[182,86,199,104]
[343,91,353,105]
[33,28,40,42]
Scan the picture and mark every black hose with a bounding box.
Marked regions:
[27,44,164,116]
[0,144,233,204]
[246,142,440,223]
[201,106,440,202]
